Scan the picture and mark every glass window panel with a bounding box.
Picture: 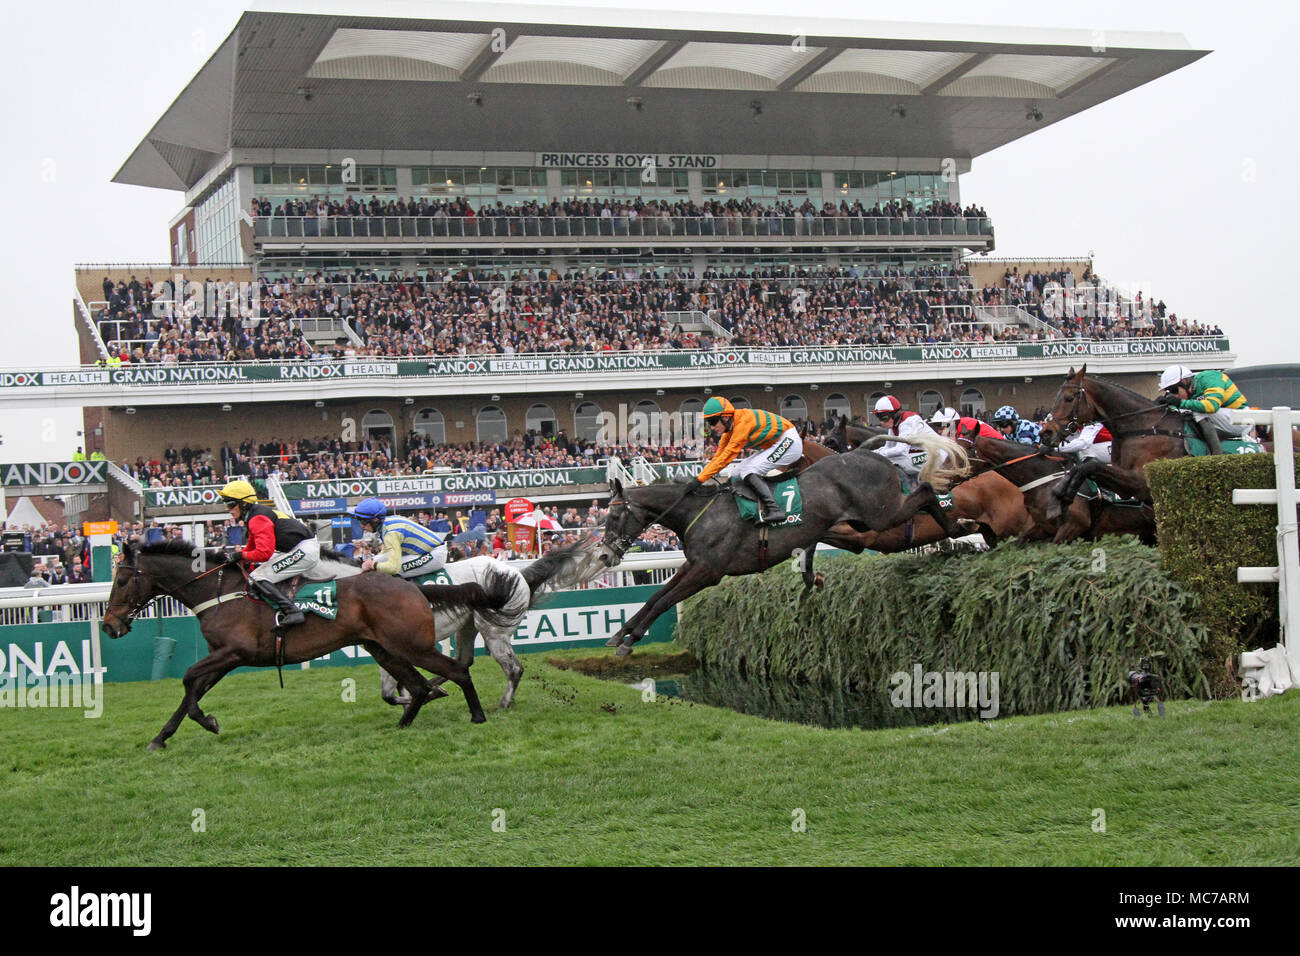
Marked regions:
[380,167,396,186]
[253,167,271,185]
[271,166,289,184]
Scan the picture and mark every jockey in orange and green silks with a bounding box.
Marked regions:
[697,396,802,524]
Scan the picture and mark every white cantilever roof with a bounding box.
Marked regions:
[115,5,1207,191]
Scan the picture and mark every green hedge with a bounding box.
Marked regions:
[1147,454,1298,694]
[677,539,1211,716]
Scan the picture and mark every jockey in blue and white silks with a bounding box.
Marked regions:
[352,498,449,577]
[992,405,1042,446]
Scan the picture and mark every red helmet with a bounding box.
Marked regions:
[873,395,902,419]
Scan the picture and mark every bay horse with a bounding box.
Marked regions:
[965,431,1155,544]
[103,541,515,749]
[598,433,969,655]
[1038,365,1186,508]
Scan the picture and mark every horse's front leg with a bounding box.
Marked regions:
[604,565,694,649]
[608,561,724,657]
[148,646,242,750]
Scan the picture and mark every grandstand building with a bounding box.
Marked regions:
[5,6,1230,526]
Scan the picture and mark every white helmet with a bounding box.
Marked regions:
[929,406,959,424]
[1159,364,1194,391]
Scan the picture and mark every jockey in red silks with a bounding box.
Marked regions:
[929,406,999,442]
[1054,421,1113,464]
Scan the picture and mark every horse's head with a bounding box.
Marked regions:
[1040,364,1093,448]
[102,541,154,639]
[599,478,643,567]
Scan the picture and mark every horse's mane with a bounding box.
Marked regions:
[137,540,225,561]
[521,535,605,600]
[1081,371,1158,407]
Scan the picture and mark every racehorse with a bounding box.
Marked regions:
[822,415,879,453]
[103,541,516,749]
[850,466,1034,550]
[598,433,969,655]
[1038,365,1185,508]
[377,537,607,709]
[962,430,1155,544]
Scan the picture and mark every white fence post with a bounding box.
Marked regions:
[1232,406,1300,677]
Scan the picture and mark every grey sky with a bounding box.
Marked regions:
[1,0,1296,462]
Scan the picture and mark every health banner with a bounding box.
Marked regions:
[6,338,1232,393]
[0,585,673,686]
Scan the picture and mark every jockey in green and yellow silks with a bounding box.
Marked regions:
[1155,365,1248,455]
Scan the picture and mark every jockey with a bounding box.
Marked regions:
[929,406,999,441]
[1156,364,1248,456]
[351,498,449,577]
[219,479,317,627]
[697,396,802,523]
[1054,420,1114,464]
[873,395,944,488]
[992,405,1043,445]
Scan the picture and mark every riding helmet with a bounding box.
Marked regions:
[992,405,1019,425]
[219,479,258,506]
[873,395,902,418]
[1158,364,1194,391]
[352,497,388,522]
[702,396,734,424]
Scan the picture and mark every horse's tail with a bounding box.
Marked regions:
[420,564,518,630]
[520,534,606,604]
[862,433,970,493]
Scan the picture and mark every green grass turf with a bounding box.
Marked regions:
[2,645,1297,866]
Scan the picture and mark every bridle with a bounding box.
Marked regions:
[107,558,238,631]
[1050,381,1183,443]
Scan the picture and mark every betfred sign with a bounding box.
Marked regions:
[2,461,106,487]
[83,521,118,536]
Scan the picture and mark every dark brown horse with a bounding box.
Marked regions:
[1038,365,1185,507]
[853,468,1034,551]
[965,431,1155,544]
[103,541,515,749]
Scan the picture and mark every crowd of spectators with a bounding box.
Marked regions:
[92,261,1220,364]
[251,194,991,240]
[121,429,709,489]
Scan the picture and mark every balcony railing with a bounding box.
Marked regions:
[252,214,995,242]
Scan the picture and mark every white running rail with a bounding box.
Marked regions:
[1231,407,1300,678]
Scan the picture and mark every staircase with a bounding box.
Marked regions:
[105,462,144,523]
[974,304,1058,337]
[74,290,111,360]
[290,315,365,350]
[661,309,732,344]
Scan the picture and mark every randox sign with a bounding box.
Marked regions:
[2,461,106,487]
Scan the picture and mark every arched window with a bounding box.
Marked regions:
[823,392,851,422]
[919,390,944,418]
[413,408,445,444]
[679,398,704,442]
[476,405,507,443]
[362,408,395,444]
[525,403,557,438]
[574,401,603,441]
[629,400,660,443]
[729,395,752,410]
[960,388,986,417]
[780,394,808,422]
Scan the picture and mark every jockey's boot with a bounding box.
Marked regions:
[254,579,305,627]
[745,474,787,524]
[1195,418,1224,456]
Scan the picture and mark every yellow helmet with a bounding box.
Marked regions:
[219,479,258,505]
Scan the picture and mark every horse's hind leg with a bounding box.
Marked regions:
[365,643,439,728]
[148,647,241,750]
[476,618,524,709]
[406,644,487,723]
